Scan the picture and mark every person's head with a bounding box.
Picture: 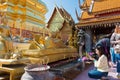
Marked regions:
[114,23,120,33]
[95,45,104,57]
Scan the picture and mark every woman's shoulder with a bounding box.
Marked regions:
[114,33,120,38]
[112,32,117,35]
[99,55,107,60]
[111,32,120,38]
[113,32,120,35]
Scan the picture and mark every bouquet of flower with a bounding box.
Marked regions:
[82,52,98,61]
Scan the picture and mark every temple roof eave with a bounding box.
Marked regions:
[92,7,120,15]
[76,17,120,28]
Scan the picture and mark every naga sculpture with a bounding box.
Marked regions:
[77,29,85,58]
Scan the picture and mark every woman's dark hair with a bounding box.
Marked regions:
[95,45,104,56]
[95,45,109,61]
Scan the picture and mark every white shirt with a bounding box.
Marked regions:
[94,55,109,72]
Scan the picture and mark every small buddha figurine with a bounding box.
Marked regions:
[10,47,22,60]
[29,35,45,49]
[0,13,8,26]
[4,50,12,59]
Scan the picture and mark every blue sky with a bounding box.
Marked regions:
[43,0,82,23]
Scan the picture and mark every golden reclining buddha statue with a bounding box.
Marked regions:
[0,14,78,65]
[0,27,78,65]
[21,34,78,64]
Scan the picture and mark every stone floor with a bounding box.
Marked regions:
[74,64,120,80]
[0,61,119,80]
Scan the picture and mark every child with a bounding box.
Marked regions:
[88,45,109,79]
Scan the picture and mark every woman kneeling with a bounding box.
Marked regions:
[88,45,109,79]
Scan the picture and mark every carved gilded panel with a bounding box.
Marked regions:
[49,12,64,32]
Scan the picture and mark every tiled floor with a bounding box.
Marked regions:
[74,65,120,80]
[74,65,94,80]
